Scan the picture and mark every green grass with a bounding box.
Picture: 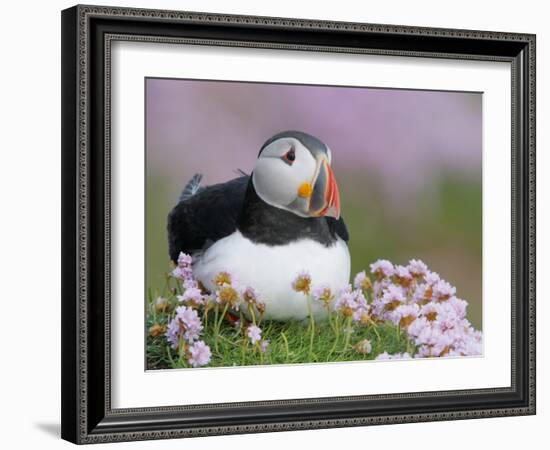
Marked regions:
[146,276,412,370]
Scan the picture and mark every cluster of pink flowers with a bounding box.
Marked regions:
[166,252,211,367]
[166,305,211,367]
[245,324,269,352]
[171,252,193,280]
[332,285,370,322]
[169,250,481,365]
[306,258,482,359]
[367,259,482,358]
[168,252,270,366]
[187,341,212,368]
[166,306,203,345]
[308,280,371,324]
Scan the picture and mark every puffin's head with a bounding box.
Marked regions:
[252,131,341,219]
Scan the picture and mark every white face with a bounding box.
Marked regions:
[252,138,316,217]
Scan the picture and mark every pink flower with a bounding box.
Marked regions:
[292,271,312,295]
[165,306,204,348]
[333,286,367,319]
[412,284,430,303]
[215,284,242,309]
[171,266,193,280]
[188,341,211,367]
[370,259,394,278]
[243,286,259,304]
[407,259,428,277]
[352,304,371,324]
[376,285,406,317]
[172,252,194,280]
[213,271,234,287]
[177,252,193,268]
[382,285,406,303]
[448,297,468,319]
[259,339,270,353]
[165,319,182,349]
[372,278,391,298]
[407,316,429,337]
[431,332,454,356]
[424,271,441,285]
[415,345,432,358]
[177,306,203,341]
[247,325,262,344]
[333,288,355,311]
[433,280,456,300]
[353,271,372,291]
[183,278,198,290]
[394,265,412,284]
[177,287,204,306]
[419,302,440,321]
[388,303,419,327]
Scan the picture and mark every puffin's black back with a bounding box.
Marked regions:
[167,176,249,263]
[167,175,349,263]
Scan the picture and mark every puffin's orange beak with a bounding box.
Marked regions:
[308,156,341,219]
[321,161,341,219]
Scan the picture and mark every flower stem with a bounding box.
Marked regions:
[148,288,156,322]
[306,295,315,360]
[369,319,381,341]
[343,316,352,352]
[259,343,264,364]
[328,315,340,357]
[214,303,230,353]
[217,303,229,333]
[327,307,337,334]
[178,336,186,364]
[203,306,209,332]
[213,305,219,352]
[406,338,414,356]
[166,345,177,369]
[248,304,257,326]
[241,337,247,366]
[239,311,244,334]
[161,274,170,297]
[281,332,290,363]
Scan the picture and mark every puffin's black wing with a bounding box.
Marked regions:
[327,217,349,243]
[167,175,249,263]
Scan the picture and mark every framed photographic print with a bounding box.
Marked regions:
[61,4,536,444]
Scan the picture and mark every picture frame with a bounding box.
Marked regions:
[61,4,536,444]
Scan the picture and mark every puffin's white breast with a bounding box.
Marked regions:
[193,231,351,321]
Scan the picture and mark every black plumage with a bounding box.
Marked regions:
[167,174,349,264]
[167,175,248,263]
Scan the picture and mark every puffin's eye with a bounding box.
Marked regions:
[281,148,296,165]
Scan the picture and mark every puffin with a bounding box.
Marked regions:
[167,131,351,321]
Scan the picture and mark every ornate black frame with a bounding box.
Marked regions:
[61,4,536,444]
